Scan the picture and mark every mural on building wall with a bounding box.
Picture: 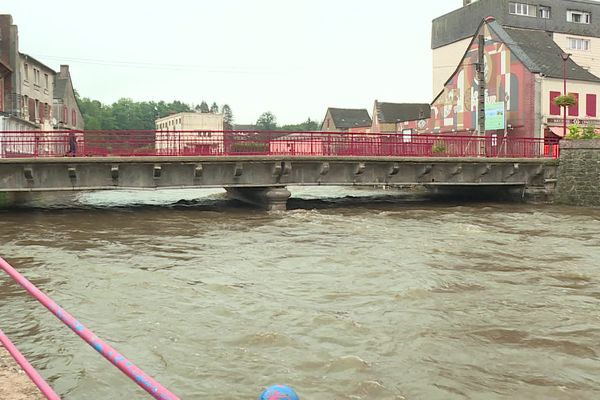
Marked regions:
[409,24,535,138]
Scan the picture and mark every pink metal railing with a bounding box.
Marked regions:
[0,130,560,159]
[0,329,61,400]
[0,257,179,400]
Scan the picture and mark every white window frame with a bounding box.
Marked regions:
[402,129,412,143]
[509,2,537,17]
[568,37,591,51]
[567,10,592,24]
[539,6,551,19]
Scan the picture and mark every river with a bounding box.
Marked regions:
[1,187,599,399]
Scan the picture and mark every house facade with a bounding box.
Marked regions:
[20,53,55,130]
[53,65,84,130]
[155,112,224,154]
[406,18,600,141]
[321,108,372,133]
[432,0,600,97]
[370,101,431,134]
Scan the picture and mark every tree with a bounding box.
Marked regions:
[210,102,219,113]
[221,104,234,129]
[256,111,277,131]
[280,117,320,131]
[199,101,209,113]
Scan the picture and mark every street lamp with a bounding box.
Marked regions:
[561,52,571,138]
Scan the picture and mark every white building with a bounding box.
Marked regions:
[155,112,224,155]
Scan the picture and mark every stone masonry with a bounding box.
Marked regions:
[556,140,600,206]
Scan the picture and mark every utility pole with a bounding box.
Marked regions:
[476,34,486,156]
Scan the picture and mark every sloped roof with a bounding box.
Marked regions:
[494,23,600,83]
[327,108,372,128]
[54,78,69,99]
[376,102,431,123]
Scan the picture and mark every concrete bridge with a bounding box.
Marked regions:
[0,155,558,210]
[0,131,559,210]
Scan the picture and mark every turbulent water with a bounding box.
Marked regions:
[1,187,600,400]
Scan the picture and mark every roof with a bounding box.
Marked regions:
[54,78,68,99]
[19,53,55,74]
[375,102,431,123]
[326,108,372,128]
[495,24,600,83]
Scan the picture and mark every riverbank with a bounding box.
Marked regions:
[0,346,44,400]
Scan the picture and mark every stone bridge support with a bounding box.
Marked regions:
[225,187,291,211]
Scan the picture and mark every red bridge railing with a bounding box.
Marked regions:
[0,130,560,159]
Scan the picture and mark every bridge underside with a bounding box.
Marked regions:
[0,156,558,210]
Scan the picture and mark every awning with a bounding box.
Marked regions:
[549,126,567,137]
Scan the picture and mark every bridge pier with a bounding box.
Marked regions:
[225,186,291,211]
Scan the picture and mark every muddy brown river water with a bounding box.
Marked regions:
[1,187,599,399]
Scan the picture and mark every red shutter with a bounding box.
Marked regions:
[587,94,597,117]
[72,110,76,126]
[39,102,44,123]
[568,93,579,117]
[28,98,35,122]
[549,91,561,116]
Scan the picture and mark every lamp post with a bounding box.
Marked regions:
[561,52,571,138]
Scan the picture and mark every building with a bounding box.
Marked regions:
[19,53,55,130]
[321,107,372,132]
[370,101,431,133]
[53,65,84,130]
[0,15,82,133]
[432,0,600,97]
[155,112,224,155]
[406,17,600,143]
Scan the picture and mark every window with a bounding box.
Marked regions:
[44,73,48,89]
[72,109,77,126]
[509,2,536,17]
[63,106,68,123]
[567,10,591,24]
[587,94,597,117]
[402,129,412,143]
[23,63,29,81]
[539,6,551,19]
[550,91,561,116]
[568,37,590,51]
[568,93,579,117]
[34,69,40,86]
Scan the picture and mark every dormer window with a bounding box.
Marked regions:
[567,10,591,24]
[509,2,536,17]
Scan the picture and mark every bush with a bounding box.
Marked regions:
[565,124,600,140]
[432,141,447,154]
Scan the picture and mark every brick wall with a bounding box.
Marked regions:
[556,139,600,206]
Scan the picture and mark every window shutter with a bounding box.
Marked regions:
[587,94,597,117]
[568,93,579,117]
[549,91,561,116]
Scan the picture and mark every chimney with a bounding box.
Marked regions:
[59,65,69,78]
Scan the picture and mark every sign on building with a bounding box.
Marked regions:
[485,102,505,131]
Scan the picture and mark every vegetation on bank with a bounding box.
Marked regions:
[566,124,600,140]
[76,95,320,132]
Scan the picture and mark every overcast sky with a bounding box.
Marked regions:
[3,0,458,125]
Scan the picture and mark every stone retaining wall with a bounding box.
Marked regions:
[556,139,600,206]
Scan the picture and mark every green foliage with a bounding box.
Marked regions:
[229,141,268,153]
[77,95,193,130]
[280,117,320,132]
[221,104,234,129]
[210,102,219,113]
[256,111,277,131]
[565,123,600,140]
[432,140,447,154]
[199,101,209,113]
[554,94,577,108]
